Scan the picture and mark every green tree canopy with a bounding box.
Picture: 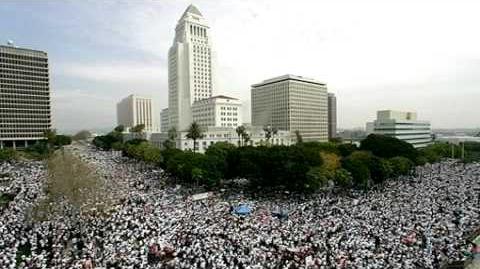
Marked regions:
[360,134,417,161]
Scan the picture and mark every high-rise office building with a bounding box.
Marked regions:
[168,4,216,131]
[192,95,242,128]
[0,43,52,149]
[116,94,156,132]
[251,75,328,142]
[328,93,337,140]
[368,110,432,148]
[160,108,169,133]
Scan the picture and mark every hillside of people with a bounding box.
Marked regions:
[0,127,478,268]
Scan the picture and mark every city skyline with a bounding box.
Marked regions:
[1,0,480,132]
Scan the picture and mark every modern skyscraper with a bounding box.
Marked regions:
[168,4,216,131]
[116,94,156,132]
[368,110,432,148]
[251,75,328,142]
[0,44,52,149]
[328,93,337,140]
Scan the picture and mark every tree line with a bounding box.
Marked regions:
[92,124,480,193]
[0,130,72,161]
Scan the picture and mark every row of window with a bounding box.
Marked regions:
[0,58,48,68]
[1,90,50,97]
[0,128,49,132]
[0,64,48,73]
[1,79,48,87]
[0,84,49,91]
[220,107,238,111]
[0,134,45,138]
[0,53,47,62]
[220,112,237,116]
[221,117,238,122]
[0,68,49,78]
[0,74,49,82]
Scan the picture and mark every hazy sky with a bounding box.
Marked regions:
[1,0,479,133]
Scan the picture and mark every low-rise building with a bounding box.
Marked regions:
[150,125,292,153]
[192,95,242,129]
[369,110,432,148]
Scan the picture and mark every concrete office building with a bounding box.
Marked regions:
[116,94,157,132]
[251,75,328,142]
[328,93,337,140]
[192,95,242,128]
[168,4,216,131]
[151,125,292,153]
[0,43,52,149]
[368,110,432,148]
[160,108,169,133]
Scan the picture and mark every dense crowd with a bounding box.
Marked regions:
[0,143,479,268]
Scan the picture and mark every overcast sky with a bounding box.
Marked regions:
[1,0,479,133]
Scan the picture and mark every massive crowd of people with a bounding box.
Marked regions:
[0,143,479,268]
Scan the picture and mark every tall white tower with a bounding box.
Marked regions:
[168,4,216,131]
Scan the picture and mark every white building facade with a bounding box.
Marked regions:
[370,110,432,148]
[0,44,52,149]
[192,95,242,128]
[151,125,292,153]
[116,94,157,132]
[168,4,216,131]
[251,75,328,142]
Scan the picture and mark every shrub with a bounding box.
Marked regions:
[334,168,353,188]
[389,156,414,177]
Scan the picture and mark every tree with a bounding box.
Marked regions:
[72,130,92,141]
[236,125,246,146]
[0,149,17,161]
[242,132,251,146]
[54,135,72,146]
[186,122,204,154]
[114,125,125,133]
[334,168,353,188]
[360,134,417,161]
[163,127,178,150]
[43,129,57,145]
[337,143,357,157]
[329,137,343,144]
[295,130,303,144]
[263,126,273,143]
[389,156,414,177]
[130,124,146,139]
[305,166,330,192]
[341,151,372,189]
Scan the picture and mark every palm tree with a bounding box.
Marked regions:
[186,122,204,153]
[235,125,246,147]
[295,130,303,144]
[263,126,273,144]
[162,127,178,149]
[272,127,278,145]
[242,132,251,146]
[130,124,146,139]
